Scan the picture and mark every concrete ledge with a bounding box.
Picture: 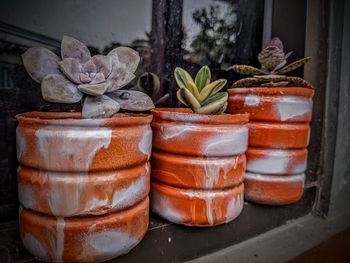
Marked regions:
[186,210,350,263]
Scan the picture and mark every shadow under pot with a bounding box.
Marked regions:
[150,108,249,226]
[16,111,153,262]
[227,87,315,205]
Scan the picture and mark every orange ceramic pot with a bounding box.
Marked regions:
[151,108,249,226]
[227,87,314,205]
[16,111,153,262]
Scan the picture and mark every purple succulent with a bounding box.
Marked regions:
[22,36,154,118]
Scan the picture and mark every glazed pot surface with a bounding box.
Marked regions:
[151,108,248,226]
[227,87,314,205]
[16,111,152,262]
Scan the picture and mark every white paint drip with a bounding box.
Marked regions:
[84,229,139,258]
[36,126,112,216]
[18,183,34,209]
[247,150,307,175]
[23,233,49,261]
[16,128,26,161]
[226,192,244,223]
[245,172,306,183]
[152,192,185,224]
[159,125,197,140]
[56,218,65,261]
[111,173,147,210]
[36,127,112,172]
[138,128,152,158]
[204,126,248,156]
[244,94,261,106]
[277,96,312,121]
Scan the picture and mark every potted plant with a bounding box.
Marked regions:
[151,66,249,226]
[227,37,314,205]
[17,36,154,262]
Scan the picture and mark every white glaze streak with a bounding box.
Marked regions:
[277,96,312,121]
[244,94,260,106]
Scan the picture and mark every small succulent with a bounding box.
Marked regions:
[22,35,154,118]
[136,72,170,106]
[175,66,228,114]
[229,37,313,88]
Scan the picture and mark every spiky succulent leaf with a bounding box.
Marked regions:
[231,78,265,88]
[258,46,286,71]
[285,76,313,88]
[229,65,266,76]
[195,92,228,115]
[176,89,188,106]
[174,67,194,90]
[199,79,227,102]
[179,87,201,110]
[195,65,211,92]
[276,57,312,74]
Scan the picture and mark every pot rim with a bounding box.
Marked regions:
[151,108,249,124]
[228,87,314,97]
[16,111,153,127]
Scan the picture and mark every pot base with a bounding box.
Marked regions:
[19,197,149,263]
[151,182,244,226]
[244,173,305,205]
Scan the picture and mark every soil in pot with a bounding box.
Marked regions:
[16,111,152,262]
[150,108,249,226]
[227,87,314,205]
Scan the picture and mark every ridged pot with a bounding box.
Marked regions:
[16,111,153,262]
[150,108,249,226]
[227,87,314,205]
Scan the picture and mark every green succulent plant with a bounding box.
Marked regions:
[175,66,228,114]
[229,37,313,88]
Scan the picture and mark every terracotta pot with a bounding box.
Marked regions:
[227,87,314,205]
[151,108,249,226]
[16,111,153,262]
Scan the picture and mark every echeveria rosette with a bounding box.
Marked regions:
[21,35,154,118]
[228,37,313,89]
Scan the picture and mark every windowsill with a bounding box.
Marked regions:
[0,187,316,262]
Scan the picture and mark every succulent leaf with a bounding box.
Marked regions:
[196,92,228,115]
[276,57,312,74]
[107,90,155,111]
[179,88,201,110]
[195,65,211,92]
[176,89,188,106]
[83,59,97,73]
[199,79,227,102]
[137,72,160,96]
[58,58,82,84]
[154,94,170,106]
[229,65,266,76]
[61,35,91,63]
[22,47,61,83]
[187,80,201,101]
[80,73,91,83]
[174,67,194,90]
[41,74,82,103]
[265,37,284,50]
[82,95,120,119]
[90,72,106,84]
[77,83,108,96]
[231,77,265,88]
[91,55,112,78]
[106,67,135,92]
[108,47,140,73]
[258,46,286,71]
